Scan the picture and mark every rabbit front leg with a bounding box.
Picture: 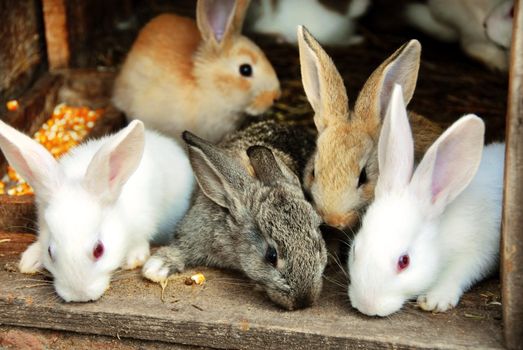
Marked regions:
[142,245,186,282]
[19,240,43,274]
[123,239,150,270]
[416,256,479,312]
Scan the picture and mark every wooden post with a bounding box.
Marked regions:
[42,0,70,70]
[502,0,523,349]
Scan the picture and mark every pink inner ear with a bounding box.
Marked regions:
[109,153,123,185]
[207,0,235,42]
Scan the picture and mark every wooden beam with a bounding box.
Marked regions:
[502,0,523,349]
[42,0,70,70]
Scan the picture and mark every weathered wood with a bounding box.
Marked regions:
[502,0,523,349]
[0,234,504,349]
[0,0,46,103]
[0,325,205,350]
[42,0,70,70]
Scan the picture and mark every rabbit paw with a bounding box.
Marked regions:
[142,247,185,282]
[417,288,461,312]
[123,244,150,270]
[19,241,43,274]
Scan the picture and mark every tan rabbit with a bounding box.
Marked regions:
[297,26,443,230]
[113,0,281,143]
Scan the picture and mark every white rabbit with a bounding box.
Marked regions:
[0,120,194,302]
[405,0,510,71]
[485,0,513,49]
[348,84,504,316]
[246,0,370,46]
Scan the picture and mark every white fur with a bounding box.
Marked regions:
[485,0,513,49]
[348,85,504,316]
[247,0,370,46]
[0,120,194,302]
[405,0,509,71]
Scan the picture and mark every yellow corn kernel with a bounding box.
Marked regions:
[4,103,103,195]
[190,273,206,285]
[6,100,19,111]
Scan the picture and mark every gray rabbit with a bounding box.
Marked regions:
[143,120,328,310]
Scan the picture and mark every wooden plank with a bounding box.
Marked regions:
[502,0,523,349]
[0,325,204,350]
[0,0,46,104]
[42,0,70,70]
[0,234,504,349]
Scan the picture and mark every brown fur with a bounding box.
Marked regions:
[214,73,252,91]
[112,0,280,144]
[251,90,280,110]
[238,47,259,64]
[298,26,443,231]
[133,14,201,85]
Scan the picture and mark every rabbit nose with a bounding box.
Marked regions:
[323,214,348,229]
[294,294,315,310]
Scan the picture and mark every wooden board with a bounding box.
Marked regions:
[0,0,46,104]
[42,0,70,70]
[502,0,523,349]
[0,233,504,349]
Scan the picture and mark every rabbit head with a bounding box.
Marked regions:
[347,85,485,316]
[0,120,146,302]
[194,0,281,116]
[184,131,328,310]
[298,25,421,230]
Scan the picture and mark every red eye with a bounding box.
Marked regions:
[397,254,410,271]
[93,241,104,260]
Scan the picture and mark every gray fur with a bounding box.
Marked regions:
[148,120,327,310]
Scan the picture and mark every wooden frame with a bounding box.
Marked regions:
[0,1,521,348]
[502,0,523,349]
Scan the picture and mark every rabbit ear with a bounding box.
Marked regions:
[0,120,61,199]
[197,0,249,48]
[409,115,485,218]
[247,145,300,186]
[354,40,420,126]
[297,25,349,133]
[84,120,145,204]
[375,84,414,197]
[183,131,249,209]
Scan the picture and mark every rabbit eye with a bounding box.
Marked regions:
[397,254,410,271]
[265,246,278,267]
[93,241,104,260]
[239,63,252,77]
[357,167,367,188]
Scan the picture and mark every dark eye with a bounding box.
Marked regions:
[93,241,104,260]
[397,254,410,271]
[239,63,252,77]
[265,246,278,267]
[48,246,54,261]
[357,167,367,188]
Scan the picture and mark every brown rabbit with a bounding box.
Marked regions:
[113,0,281,143]
[298,26,443,231]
